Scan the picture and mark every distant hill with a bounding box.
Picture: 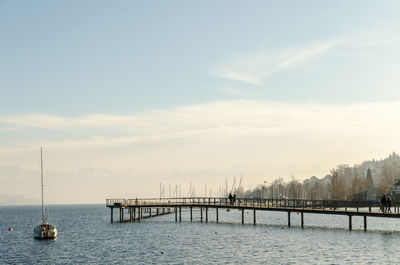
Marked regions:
[300,152,400,200]
[248,152,400,200]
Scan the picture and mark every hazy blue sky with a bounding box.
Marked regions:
[1,1,400,204]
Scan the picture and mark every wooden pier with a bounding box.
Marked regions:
[106,197,400,231]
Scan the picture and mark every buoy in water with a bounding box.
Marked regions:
[8,227,12,231]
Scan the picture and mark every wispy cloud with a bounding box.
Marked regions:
[0,127,17,132]
[216,26,400,86]
[215,41,339,85]
[277,42,338,69]
[218,86,255,97]
[343,26,400,48]
[1,100,400,151]
[0,113,146,130]
[2,100,400,202]
[218,70,264,86]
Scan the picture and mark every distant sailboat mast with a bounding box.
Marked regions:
[41,147,45,224]
[34,147,57,239]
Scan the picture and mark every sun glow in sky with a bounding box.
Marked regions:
[1,0,400,204]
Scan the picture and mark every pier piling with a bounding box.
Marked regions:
[349,215,352,230]
[130,207,133,221]
[364,216,367,231]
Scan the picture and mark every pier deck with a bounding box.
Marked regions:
[106,197,400,231]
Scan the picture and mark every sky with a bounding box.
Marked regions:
[1,0,400,204]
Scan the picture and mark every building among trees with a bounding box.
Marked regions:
[389,179,400,200]
[365,168,376,201]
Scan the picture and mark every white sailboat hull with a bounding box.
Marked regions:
[34,224,57,239]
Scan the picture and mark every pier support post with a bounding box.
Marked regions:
[179,207,182,222]
[288,212,291,228]
[301,212,304,228]
[242,209,244,224]
[206,207,208,223]
[120,208,123,222]
[111,208,114,223]
[175,207,178,222]
[348,215,352,230]
[201,207,203,222]
[130,207,133,221]
[133,207,136,221]
[157,208,159,216]
[140,208,143,221]
[216,208,219,223]
[364,216,367,232]
[190,207,193,222]
[253,209,256,225]
[150,208,152,217]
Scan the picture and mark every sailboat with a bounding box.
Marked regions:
[34,147,57,240]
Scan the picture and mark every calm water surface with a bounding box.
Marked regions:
[1,205,400,264]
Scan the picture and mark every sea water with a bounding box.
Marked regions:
[1,205,400,264]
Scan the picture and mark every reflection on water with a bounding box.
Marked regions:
[1,205,400,264]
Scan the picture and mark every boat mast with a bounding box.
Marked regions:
[41,147,45,224]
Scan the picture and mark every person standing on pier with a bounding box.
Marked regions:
[387,196,392,213]
[381,194,387,213]
[233,194,237,205]
[228,193,233,205]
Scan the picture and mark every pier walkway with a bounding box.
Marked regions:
[106,197,400,231]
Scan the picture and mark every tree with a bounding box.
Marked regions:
[350,175,366,200]
[287,177,302,199]
[330,168,345,200]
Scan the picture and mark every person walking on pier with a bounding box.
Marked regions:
[381,194,387,213]
[387,196,392,213]
[228,193,233,205]
[233,194,237,205]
